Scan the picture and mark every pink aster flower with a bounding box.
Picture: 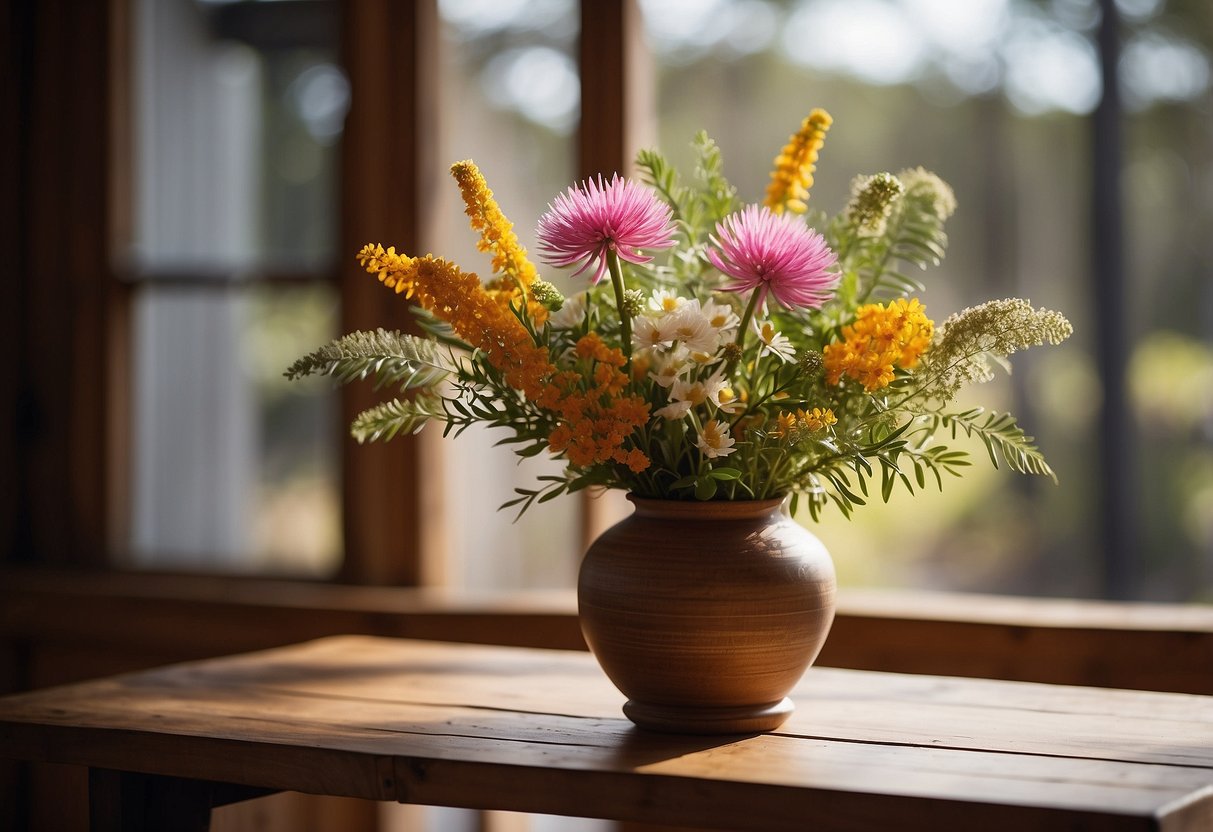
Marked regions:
[707,204,838,310]
[536,175,677,284]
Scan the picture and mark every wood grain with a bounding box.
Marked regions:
[1,636,1210,831]
[579,498,836,733]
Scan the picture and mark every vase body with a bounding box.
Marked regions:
[578,495,836,734]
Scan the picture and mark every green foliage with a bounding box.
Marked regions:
[635,136,739,292]
[284,328,450,391]
[931,409,1058,482]
[287,116,1072,521]
[827,168,951,305]
[690,131,738,227]
[635,148,691,224]
[350,393,446,443]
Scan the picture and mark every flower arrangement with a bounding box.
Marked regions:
[287,109,1072,519]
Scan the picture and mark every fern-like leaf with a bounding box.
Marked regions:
[350,393,446,443]
[636,148,691,221]
[691,130,737,225]
[934,409,1057,482]
[285,328,450,391]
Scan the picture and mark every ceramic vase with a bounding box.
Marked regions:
[578,495,837,734]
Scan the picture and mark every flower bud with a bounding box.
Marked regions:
[622,288,646,317]
[846,172,904,236]
[530,279,565,311]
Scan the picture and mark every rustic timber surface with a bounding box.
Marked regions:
[0,636,1211,831]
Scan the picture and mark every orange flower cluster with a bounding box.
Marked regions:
[450,160,548,326]
[763,109,832,215]
[824,298,934,392]
[357,245,648,471]
[545,333,650,472]
[771,407,838,441]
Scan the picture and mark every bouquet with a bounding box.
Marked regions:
[287,109,1072,520]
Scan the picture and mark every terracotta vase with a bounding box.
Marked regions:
[578,495,837,734]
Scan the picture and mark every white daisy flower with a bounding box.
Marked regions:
[696,419,737,458]
[666,302,720,354]
[668,378,709,407]
[648,289,687,315]
[754,319,796,362]
[654,399,693,420]
[632,314,671,350]
[698,368,740,413]
[658,368,737,421]
[716,386,741,413]
[702,298,740,333]
[649,348,691,388]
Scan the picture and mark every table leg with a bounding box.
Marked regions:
[88,768,276,832]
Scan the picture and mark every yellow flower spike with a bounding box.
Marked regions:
[764,109,832,215]
[450,160,546,325]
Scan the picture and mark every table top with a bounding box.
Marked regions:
[1,635,1211,831]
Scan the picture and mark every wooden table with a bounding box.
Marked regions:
[1,636,1211,831]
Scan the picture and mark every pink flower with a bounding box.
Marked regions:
[707,204,838,309]
[536,175,676,283]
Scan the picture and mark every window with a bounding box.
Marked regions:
[636,0,1213,601]
[10,0,1212,603]
[126,0,343,575]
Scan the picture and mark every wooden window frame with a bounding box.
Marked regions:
[1,1,1164,624]
[1,0,648,584]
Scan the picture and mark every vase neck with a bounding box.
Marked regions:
[626,495,786,521]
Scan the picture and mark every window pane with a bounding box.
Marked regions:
[129,284,341,575]
[641,0,1213,600]
[125,0,342,574]
[432,0,583,590]
[131,0,344,273]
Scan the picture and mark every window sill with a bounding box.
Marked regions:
[2,566,1210,695]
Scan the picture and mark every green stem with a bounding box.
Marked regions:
[726,290,764,381]
[733,290,763,355]
[607,250,632,366]
[855,208,906,306]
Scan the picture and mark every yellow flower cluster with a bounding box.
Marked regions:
[763,108,832,215]
[357,245,648,472]
[824,298,934,391]
[450,160,548,326]
[771,407,838,442]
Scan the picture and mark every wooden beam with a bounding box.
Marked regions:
[338,0,445,586]
[1092,0,1137,598]
[0,0,32,565]
[5,0,124,567]
[576,0,650,181]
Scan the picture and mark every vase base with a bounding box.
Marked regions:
[622,697,794,735]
